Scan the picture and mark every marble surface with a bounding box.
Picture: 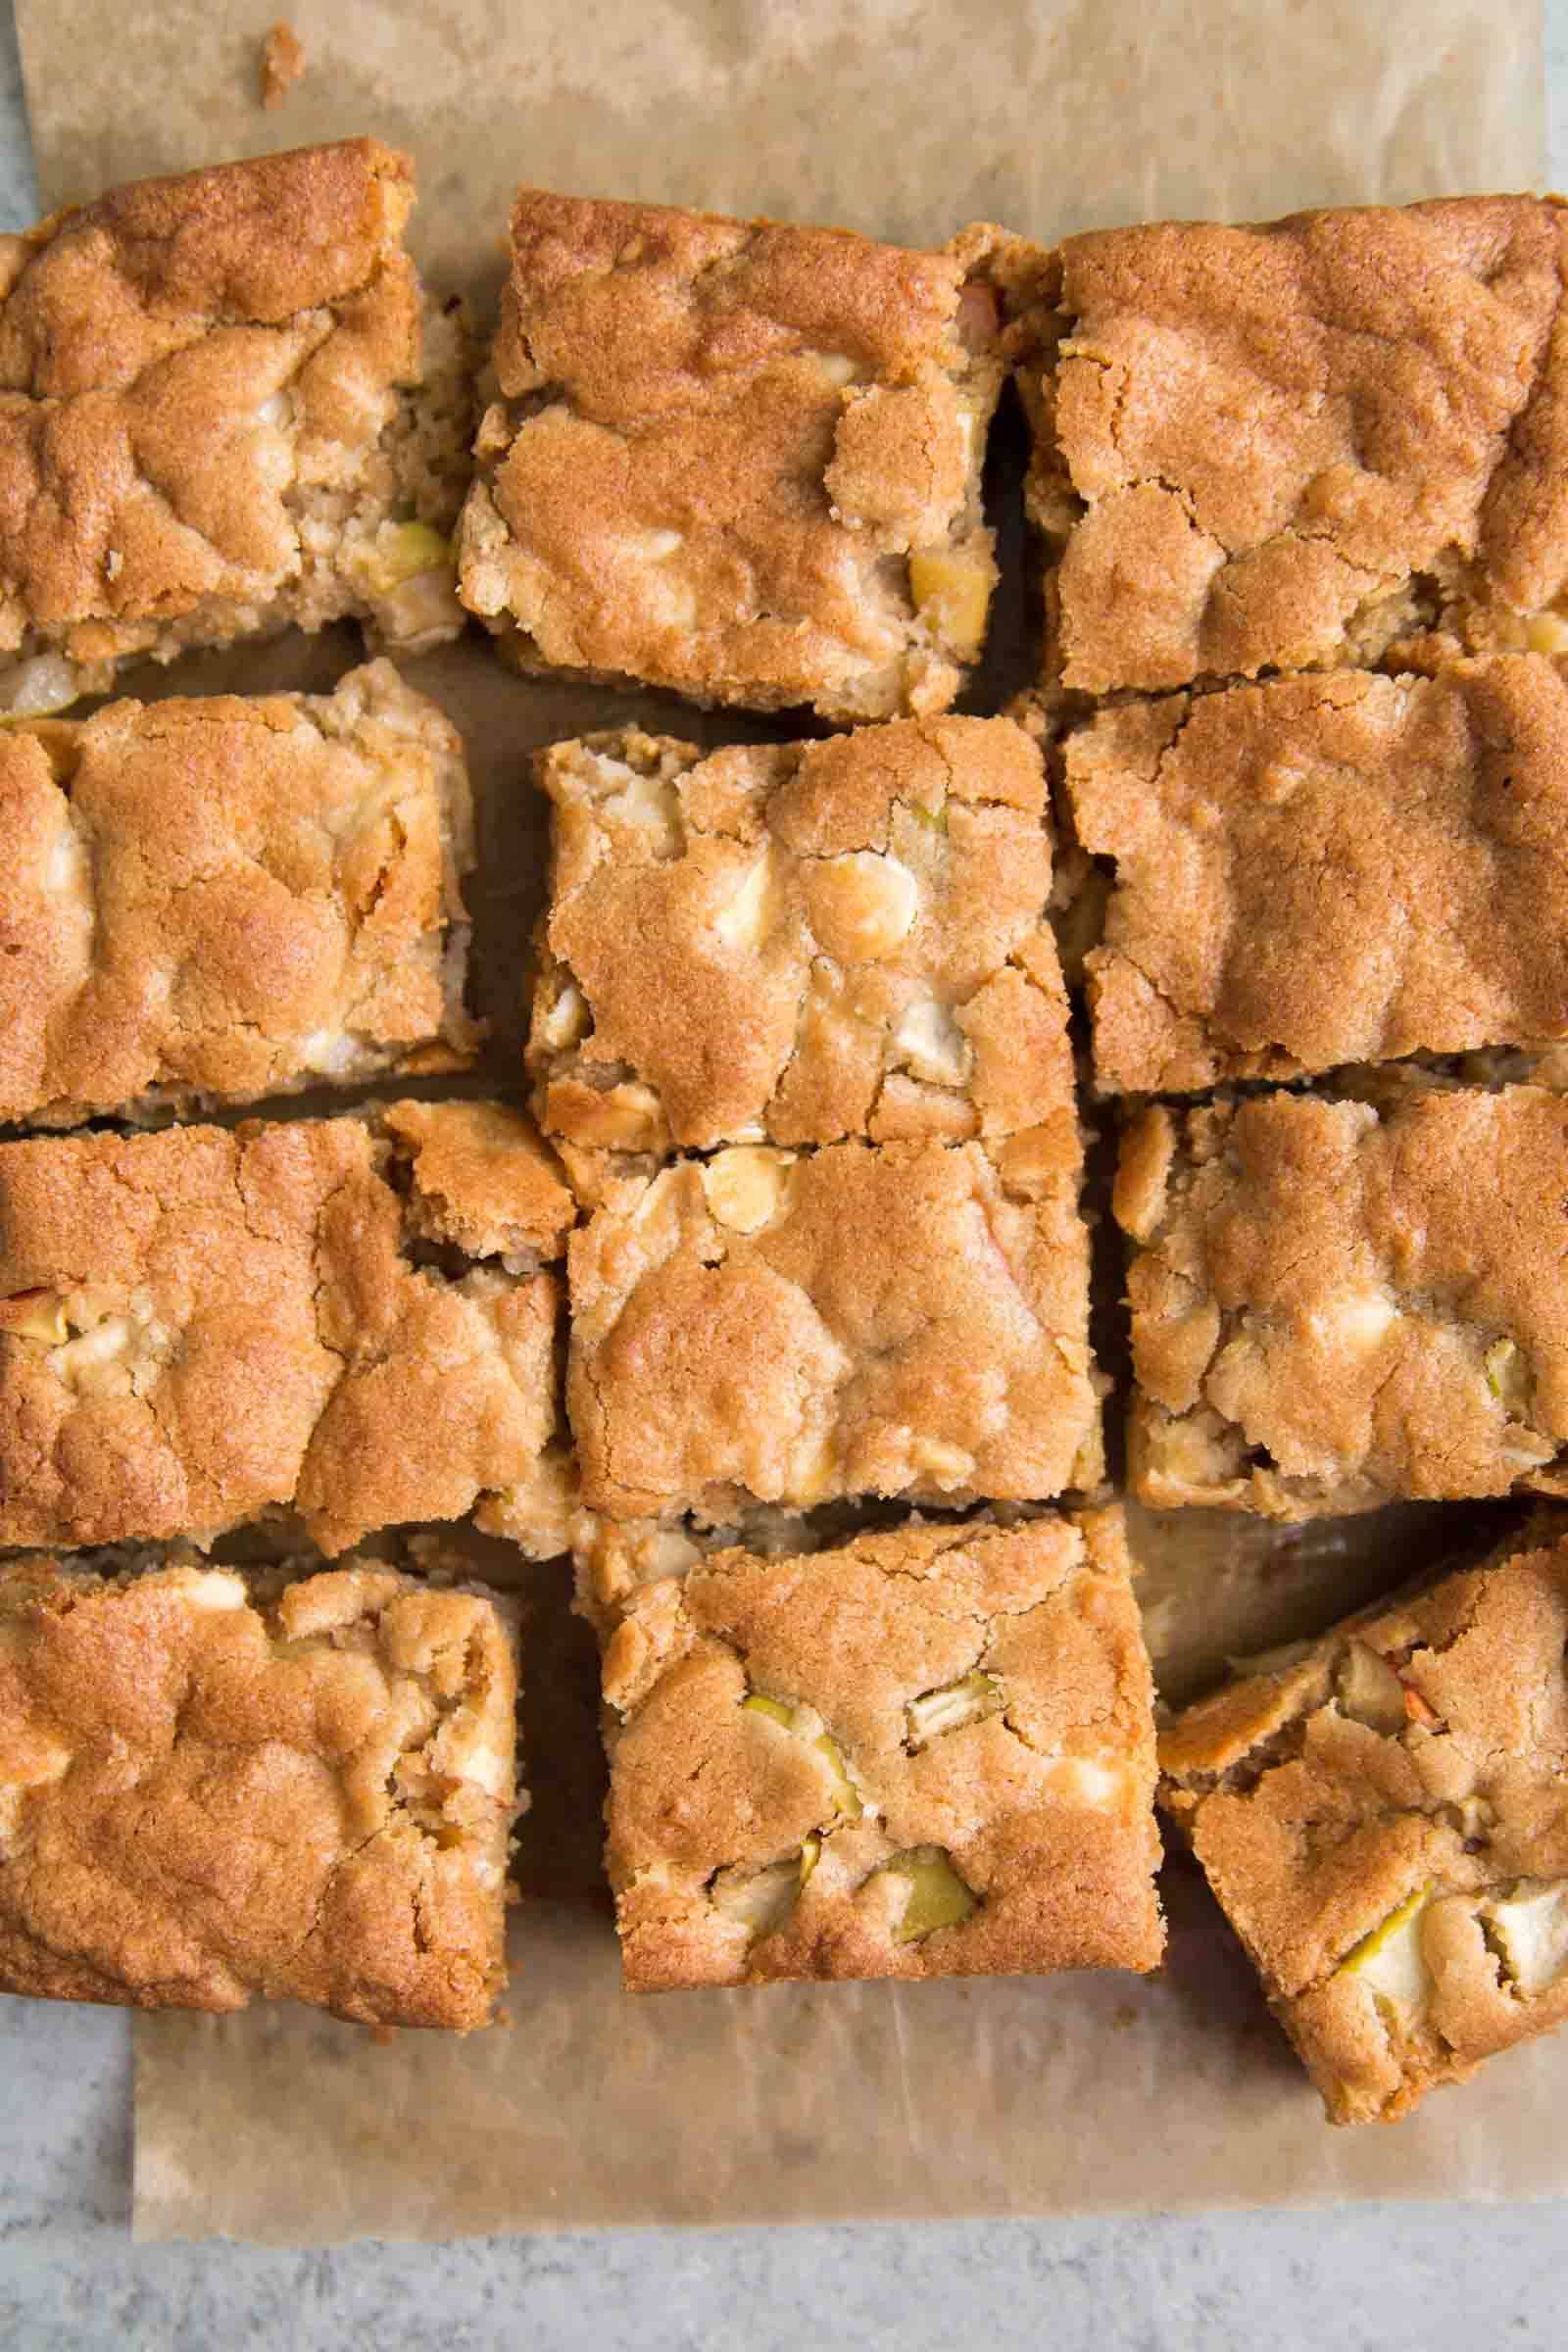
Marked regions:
[2,7,1567,2345]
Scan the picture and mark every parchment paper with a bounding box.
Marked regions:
[21,0,1546,302]
[17,0,1560,2248]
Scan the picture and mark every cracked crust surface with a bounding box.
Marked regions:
[530,716,1071,1179]
[0,1550,518,2026]
[0,139,472,710]
[567,1128,1102,1522]
[1067,656,1568,1094]
[456,191,1005,721]
[0,1102,571,1556]
[0,659,477,1127]
[1000,197,1568,695]
[601,1505,1161,1986]
[1117,1086,1568,1518]
[1160,1535,1568,2123]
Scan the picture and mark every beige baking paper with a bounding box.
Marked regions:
[21,0,1546,301]
[17,0,1558,2248]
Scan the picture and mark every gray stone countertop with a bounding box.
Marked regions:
[2,7,1567,2344]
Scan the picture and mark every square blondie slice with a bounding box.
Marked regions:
[1161,1530,1568,2124]
[1116,1085,1568,1519]
[999,197,1568,697]
[600,1507,1162,1988]
[567,1127,1101,1522]
[0,659,477,1127]
[0,1549,519,2026]
[1066,657,1568,1095]
[0,139,471,715]
[529,715,1070,1188]
[0,1099,575,1556]
[457,191,1006,721]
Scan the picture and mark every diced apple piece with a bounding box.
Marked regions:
[883,1845,977,1943]
[710,1858,801,1937]
[1335,1642,1407,1736]
[906,1669,1003,1750]
[1486,1881,1568,1995]
[1338,1886,1432,2009]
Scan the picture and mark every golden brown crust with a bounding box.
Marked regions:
[0,140,471,707]
[1068,658,1568,1093]
[529,716,1071,1174]
[0,659,476,1126]
[0,1102,567,1555]
[1003,197,1568,695]
[456,193,1005,720]
[1119,1087,1568,1517]
[603,1506,1162,1986]
[1160,1538,1568,2123]
[0,1550,518,2027]
[567,1130,1101,1522]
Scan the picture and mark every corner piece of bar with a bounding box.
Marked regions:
[0,1546,521,2028]
[1160,1523,1568,2123]
[0,138,472,713]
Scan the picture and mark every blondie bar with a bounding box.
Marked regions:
[457,191,1005,720]
[0,139,470,713]
[1117,1085,1568,1517]
[567,1128,1101,1522]
[0,1100,573,1555]
[1,659,475,1127]
[1161,1531,1568,2124]
[0,1549,518,2025]
[601,1507,1161,1987]
[529,716,1069,1187]
[1067,657,1568,1094]
[1001,197,1568,695]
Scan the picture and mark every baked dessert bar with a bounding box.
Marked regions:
[0,1100,574,1555]
[0,138,471,714]
[0,1548,518,2026]
[1001,197,1568,696]
[1,659,476,1128]
[1117,1084,1568,1518]
[1066,656,1568,1095]
[530,715,1070,1188]
[600,1506,1161,1987]
[567,1127,1101,1522]
[457,191,1006,721]
[1161,1528,1568,2124]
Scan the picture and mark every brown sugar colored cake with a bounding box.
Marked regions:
[0,659,476,1127]
[0,139,471,715]
[1161,1531,1568,2124]
[0,1549,519,2026]
[0,1100,574,1557]
[1000,197,1568,696]
[529,715,1070,1191]
[567,1125,1101,1523]
[1116,1084,1568,1518]
[1066,656,1568,1095]
[599,1507,1162,1988]
[457,191,1007,721]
